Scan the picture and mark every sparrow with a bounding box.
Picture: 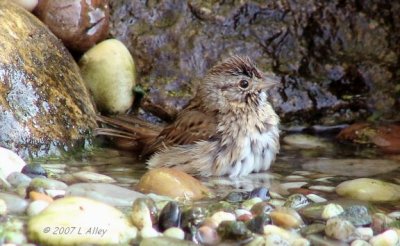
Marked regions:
[96,56,280,177]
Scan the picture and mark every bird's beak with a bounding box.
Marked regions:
[258,72,281,90]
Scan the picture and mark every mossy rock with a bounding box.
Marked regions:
[0,2,97,157]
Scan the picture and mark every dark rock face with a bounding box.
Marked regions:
[109,0,400,125]
[0,2,97,157]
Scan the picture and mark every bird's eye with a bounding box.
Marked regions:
[239,80,249,89]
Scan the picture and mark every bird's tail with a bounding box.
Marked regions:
[95,115,162,152]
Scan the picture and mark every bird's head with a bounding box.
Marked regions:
[201,56,279,113]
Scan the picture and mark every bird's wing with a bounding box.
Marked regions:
[141,109,217,156]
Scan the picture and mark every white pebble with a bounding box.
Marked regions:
[292,238,311,246]
[351,239,371,246]
[369,229,399,246]
[26,200,49,216]
[210,211,236,226]
[140,227,161,238]
[322,204,344,220]
[308,185,336,192]
[280,182,308,190]
[306,194,327,203]
[163,227,185,240]
[355,227,373,241]
[45,189,65,198]
[14,0,38,11]
[241,197,262,210]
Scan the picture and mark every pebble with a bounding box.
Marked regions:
[351,239,371,246]
[140,237,196,246]
[181,207,206,231]
[140,226,161,238]
[210,211,236,226]
[242,197,263,210]
[27,197,137,245]
[283,134,330,149]
[6,172,32,188]
[246,214,270,234]
[0,198,7,215]
[131,198,153,230]
[248,187,271,200]
[163,227,185,240]
[270,207,304,229]
[263,224,301,243]
[355,227,373,241]
[280,182,308,191]
[250,201,274,216]
[21,163,47,178]
[306,194,327,203]
[341,205,372,227]
[0,192,28,214]
[14,0,38,11]
[45,189,66,198]
[29,191,53,203]
[136,168,211,200]
[321,203,344,220]
[0,147,26,182]
[71,171,116,183]
[26,200,49,216]
[158,201,181,231]
[369,229,399,246]
[217,221,252,241]
[325,217,359,242]
[284,194,310,209]
[197,225,220,245]
[308,185,336,192]
[225,191,244,203]
[66,182,145,206]
[29,177,68,190]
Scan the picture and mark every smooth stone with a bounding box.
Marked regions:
[308,185,336,192]
[250,202,274,216]
[136,168,211,200]
[280,182,308,191]
[217,221,252,241]
[66,183,145,207]
[163,227,185,240]
[79,39,135,114]
[6,171,32,188]
[196,225,220,245]
[284,194,310,209]
[248,187,271,201]
[371,213,394,234]
[351,239,371,246]
[0,198,6,215]
[140,226,161,238]
[21,163,47,178]
[369,229,399,246]
[0,192,28,214]
[158,201,181,231]
[322,204,344,220]
[131,198,153,230]
[325,217,359,242]
[340,205,372,227]
[181,207,206,231]
[29,191,53,203]
[71,171,116,183]
[28,197,137,245]
[263,224,302,243]
[225,191,244,203]
[306,194,327,203]
[140,237,196,246]
[0,147,26,183]
[30,177,68,190]
[242,197,263,210]
[211,211,236,226]
[26,200,50,216]
[45,189,66,198]
[355,227,373,241]
[235,209,252,218]
[303,159,400,177]
[336,178,400,202]
[300,223,326,236]
[14,0,38,11]
[246,214,270,234]
[270,207,304,229]
[283,134,330,149]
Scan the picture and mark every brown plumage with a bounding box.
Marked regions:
[96,56,280,177]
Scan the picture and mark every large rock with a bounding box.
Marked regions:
[108,0,400,125]
[0,2,97,157]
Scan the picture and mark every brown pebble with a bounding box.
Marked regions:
[29,191,53,203]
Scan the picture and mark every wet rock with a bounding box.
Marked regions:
[242,197,263,211]
[34,0,109,52]
[250,202,274,217]
[303,159,400,177]
[336,178,400,202]
[140,237,196,246]
[164,227,185,240]
[210,211,236,227]
[246,214,270,234]
[181,207,206,234]
[14,0,38,11]
[0,148,26,184]
[6,172,32,188]
[30,177,68,190]
[71,171,116,183]
[26,200,50,216]
[300,223,326,236]
[136,168,211,200]
[29,191,53,203]
[284,194,310,210]
[196,225,220,245]
[340,205,372,227]
[263,224,302,243]
[217,221,252,241]
[28,197,137,245]
[159,201,181,231]
[0,2,97,157]
[371,213,394,234]
[325,217,359,242]
[306,194,327,203]
[0,192,28,214]
[355,227,373,241]
[283,134,331,149]
[209,201,235,214]
[21,164,47,178]
[225,191,244,203]
[369,229,399,246]
[66,182,145,206]
[131,198,153,230]
[248,187,271,201]
[322,204,344,220]
[79,39,136,114]
[270,207,304,229]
